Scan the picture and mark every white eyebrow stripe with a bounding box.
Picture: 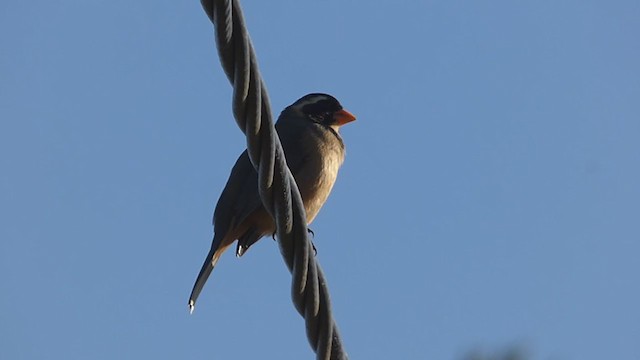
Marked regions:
[296,96,329,108]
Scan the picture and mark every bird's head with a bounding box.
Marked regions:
[285,93,356,128]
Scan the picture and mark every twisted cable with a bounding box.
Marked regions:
[199,1,348,359]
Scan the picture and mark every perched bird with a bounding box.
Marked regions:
[189,93,356,313]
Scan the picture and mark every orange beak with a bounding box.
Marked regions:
[333,109,356,126]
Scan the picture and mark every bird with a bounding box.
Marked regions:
[188,93,356,313]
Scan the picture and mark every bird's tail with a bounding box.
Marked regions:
[188,240,223,314]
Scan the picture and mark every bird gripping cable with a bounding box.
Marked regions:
[198,1,348,359]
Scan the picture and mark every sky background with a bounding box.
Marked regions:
[1,1,639,359]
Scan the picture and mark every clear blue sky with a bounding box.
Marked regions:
[1,1,639,359]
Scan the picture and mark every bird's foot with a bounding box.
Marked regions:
[307,228,317,256]
[269,229,316,255]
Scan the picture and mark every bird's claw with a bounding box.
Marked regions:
[269,229,317,255]
[307,228,317,255]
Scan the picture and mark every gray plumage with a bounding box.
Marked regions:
[189,93,355,312]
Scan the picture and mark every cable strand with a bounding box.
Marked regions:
[199,1,348,359]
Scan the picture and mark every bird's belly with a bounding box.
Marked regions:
[297,149,343,224]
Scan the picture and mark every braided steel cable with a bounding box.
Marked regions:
[199,1,348,359]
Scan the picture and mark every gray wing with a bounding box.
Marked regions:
[231,120,315,255]
[189,150,261,312]
[196,150,259,274]
[213,150,261,238]
[215,120,311,234]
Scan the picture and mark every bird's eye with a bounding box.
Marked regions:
[307,111,334,125]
